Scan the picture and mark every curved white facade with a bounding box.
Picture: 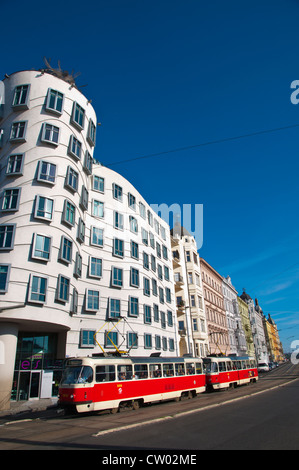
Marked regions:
[0,70,178,408]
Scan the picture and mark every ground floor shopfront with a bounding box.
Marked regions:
[0,322,67,411]
[12,332,63,402]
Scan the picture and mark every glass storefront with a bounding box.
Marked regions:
[11,333,63,401]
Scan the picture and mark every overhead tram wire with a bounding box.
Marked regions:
[103,123,299,167]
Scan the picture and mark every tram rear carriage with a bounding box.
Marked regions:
[58,356,206,413]
[204,356,258,391]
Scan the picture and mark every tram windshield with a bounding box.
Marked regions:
[205,362,218,374]
[61,366,93,385]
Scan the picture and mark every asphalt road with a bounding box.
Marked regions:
[0,362,298,451]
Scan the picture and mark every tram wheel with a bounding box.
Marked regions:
[132,400,140,410]
[110,407,119,414]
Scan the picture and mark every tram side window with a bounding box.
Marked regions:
[134,364,148,379]
[246,360,250,369]
[219,362,226,372]
[186,363,195,375]
[96,365,115,382]
[236,361,242,370]
[195,362,203,374]
[163,363,174,377]
[149,364,162,378]
[175,363,185,376]
[118,365,133,381]
[226,362,233,371]
[241,361,246,370]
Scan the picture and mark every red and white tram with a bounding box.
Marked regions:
[58,356,206,413]
[204,355,258,391]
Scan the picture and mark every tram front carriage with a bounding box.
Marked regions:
[58,356,206,413]
[204,356,258,391]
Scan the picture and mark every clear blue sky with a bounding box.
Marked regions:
[2,0,299,352]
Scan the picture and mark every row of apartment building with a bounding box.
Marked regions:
[171,229,284,365]
[0,67,283,410]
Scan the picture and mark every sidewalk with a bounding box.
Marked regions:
[0,398,59,421]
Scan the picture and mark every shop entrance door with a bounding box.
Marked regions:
[18,371,41,400]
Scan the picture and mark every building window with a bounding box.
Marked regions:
[153,304,159,322]
[84,151,93,174]
[12,84,30,108]
[71,102,85,130]
[109,298,121,319]
[37,161,56,184]
[41,123,59,145]
[155,335,161,350]
[112,267,123,287]
[29,275,48,304]
[71,288,79,314]
[162,245,168,260]
[60,236,73,264]
[68,135,82,160]
[168,310,173,327]
[164,266,169,281]
[152,278,157,296]
[105,331,118,348]
[131,240,139,259]
[89,256,102,278]
[1,188,21,212]
[143,277,150,296]
[80,330,95,348]
[91,226,103,247]
[156,242,161,258]
[6,154,24,176]
[74,252,82,278]
[80,186,89,211]
[87,119,96,146]
[129,216,138,233]
[0,224,16,250]
[162,337,168,351]
[57,275,70,302]
[113,238,124,258]
[92,200,104,218]
[0,264,11,293]
[130,267,139,287]
[34,195,54,221]
[32,234,51,260]
[127,332,138,349]
[45,88,64,114]
[62,200,76,226]
[65,166,78,192]
[144,334,152,349]
[129,296,139,317]
[166,288,171,303]
[169,338,175,351]
[93,175,104,193]
[86,289,100,311]
[144,305,152,324]
[161,311,166,329]
[128,193,136,211]
[77,218,85,243]
[139,202,146,219]
[143,252,149,270]
[142,228,148,245]
[113,183,122,201]
[114,211,124,230]
[10,121,27,142]
[159,287,164,304]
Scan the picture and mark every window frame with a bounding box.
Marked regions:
[45,88,64,115]
[41,122,59,146]
[34,195,54,221]
[28,274,48,304]
[32,233,52,261]
[0,264,11,293]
